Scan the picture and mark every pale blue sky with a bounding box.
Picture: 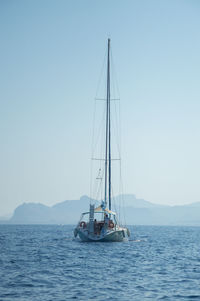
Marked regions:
[0,0,200,215]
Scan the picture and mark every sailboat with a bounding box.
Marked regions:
[74,39,130,242]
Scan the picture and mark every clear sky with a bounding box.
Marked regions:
[1,0,200,216]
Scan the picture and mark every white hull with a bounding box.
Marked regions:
[77,227,129,242]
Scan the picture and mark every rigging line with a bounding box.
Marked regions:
[93,163,104,203]
[114,95,121,158]
[111,64,121,159]
[92,104,106,159]
[92,158,121,161]
[117,93,126,225]
[110,56,117,102]
[120,159,127,227]
[95,98,120,101]
[95,49,107,99]
[109,103,121,163]
[112,80,121,171]
[110,47,117,99]
[110,54,121,160]
[90,45,107,203]
[111,185,121,226]
[91,50,106,171]
[112,100,124,225]
[110,47,121,99]
[111,185,118,221]
[110,105,120,155]
[93,174,99,206]
[99,138,105,202]
[117,73,122,162]
[92,124,105,204]
[110,45,124,224]
[92,158,105,161]
[95,173,104,204]
[90,97,97,202]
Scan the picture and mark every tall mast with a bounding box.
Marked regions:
[108,39,111,211]
[104,38,111,210]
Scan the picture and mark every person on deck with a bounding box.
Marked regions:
[104,214,109,229]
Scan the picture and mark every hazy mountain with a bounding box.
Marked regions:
[113,194,165,208]
[9,195,93,224]
[4,194,200,225]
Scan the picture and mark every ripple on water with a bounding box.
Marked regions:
[1,225,200,300]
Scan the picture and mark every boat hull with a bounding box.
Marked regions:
[77,228,129,242]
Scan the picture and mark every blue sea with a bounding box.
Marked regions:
[0,225,200,300]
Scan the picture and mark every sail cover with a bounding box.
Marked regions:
[94,205,116,215]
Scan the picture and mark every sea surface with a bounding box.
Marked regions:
[0,225,200,300]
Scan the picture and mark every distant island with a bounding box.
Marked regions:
[1,194,200,226]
